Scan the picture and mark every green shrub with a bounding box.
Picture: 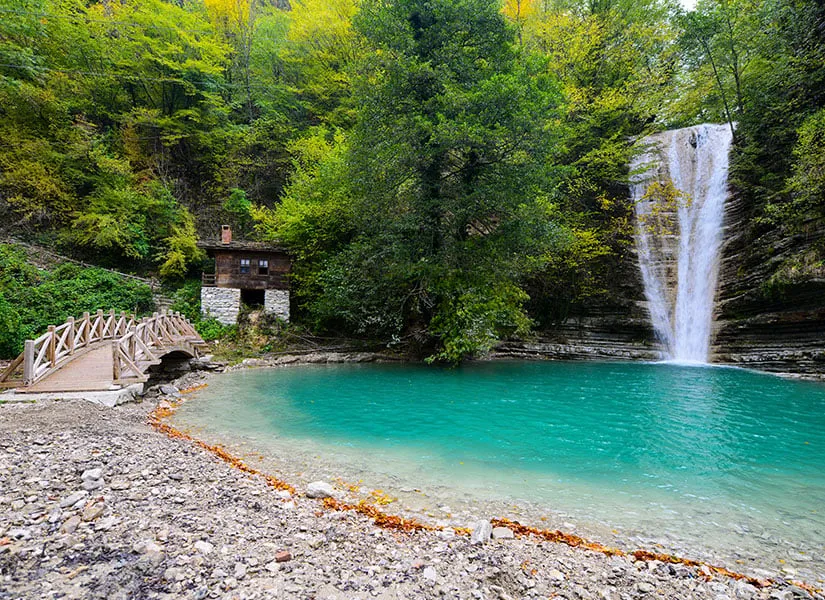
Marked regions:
[0,244,156,358]
[0,292,24,357]
[196,319,236,342]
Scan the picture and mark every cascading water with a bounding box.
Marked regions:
[631,124,733,363]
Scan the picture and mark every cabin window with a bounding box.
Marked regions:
[258,259,269,275]
[239,258,251,274]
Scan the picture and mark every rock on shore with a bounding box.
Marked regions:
[0,397,819,600]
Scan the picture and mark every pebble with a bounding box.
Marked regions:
[159,384,180,398]
[61,515,81,534]
[305,481,336,499]
[59,491,87,508]
[7,528,31,540]
[491,526,515,540]
[470,520,492,544]
[81,502,105,522]
[233,562,247,579]
[82,478,103,491]
[194,540,214,555]
[94,516,117,531]
[81,468,103,481]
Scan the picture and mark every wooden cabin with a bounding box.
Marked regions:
[198,226,291,325]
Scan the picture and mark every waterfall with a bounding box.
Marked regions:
[631,124,733,363]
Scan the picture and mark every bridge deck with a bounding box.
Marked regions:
[27,345,121,393]
[0,310,204,393]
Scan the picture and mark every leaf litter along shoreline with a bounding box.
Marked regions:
[0,360,822,600]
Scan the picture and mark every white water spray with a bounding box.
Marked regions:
[631,124,733,363]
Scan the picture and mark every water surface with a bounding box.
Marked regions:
[175,361,825,581]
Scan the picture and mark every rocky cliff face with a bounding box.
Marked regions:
[712,191,825,377]
[509,188,825,378]
[499,246,661,362]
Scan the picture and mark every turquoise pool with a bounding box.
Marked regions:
[175,361,825,581]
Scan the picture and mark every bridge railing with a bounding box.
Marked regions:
[0,310,204,388]
[111,312,202,384]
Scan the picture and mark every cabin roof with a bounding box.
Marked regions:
[197,240,290,253]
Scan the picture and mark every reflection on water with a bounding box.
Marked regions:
[174,361,825,581]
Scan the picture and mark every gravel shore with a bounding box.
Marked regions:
[1,374,821,600]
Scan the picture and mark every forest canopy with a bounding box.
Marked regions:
[1,0,823,361]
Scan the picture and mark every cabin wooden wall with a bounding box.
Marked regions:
[214,251,290,290]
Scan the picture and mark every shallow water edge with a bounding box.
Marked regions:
[172,358,825,586]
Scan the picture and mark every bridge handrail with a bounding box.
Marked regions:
[0,310,204,387]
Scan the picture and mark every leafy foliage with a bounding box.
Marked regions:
[0,0,822,359]
[0,245,154,356]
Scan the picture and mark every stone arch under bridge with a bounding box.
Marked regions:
[0,310,206,393]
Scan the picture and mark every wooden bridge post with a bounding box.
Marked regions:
[82,312,91,346]
[67,317,75,355]
[95,310,104,340]
[112,341,121,382]
[47,325,56,366]
[23,340,34,385]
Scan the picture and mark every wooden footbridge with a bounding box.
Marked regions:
[0,310,205,392]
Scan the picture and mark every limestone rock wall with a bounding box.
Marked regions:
[712,191,825,377]
[264,289,290,322]
[503,246,661,361]
[201,287,241,325]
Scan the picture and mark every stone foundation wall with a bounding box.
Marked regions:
[201,287,241,325]
[264,289,290,322]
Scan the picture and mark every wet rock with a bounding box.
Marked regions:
[159,384,180,398]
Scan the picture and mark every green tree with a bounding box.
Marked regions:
[268,0,569,361]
